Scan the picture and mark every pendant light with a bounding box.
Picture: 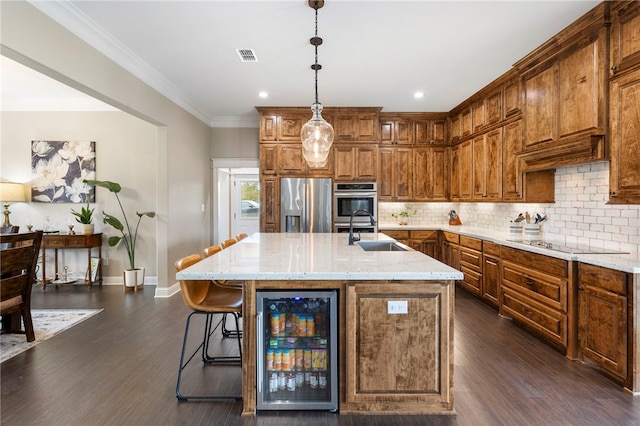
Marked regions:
[300,0,334,168]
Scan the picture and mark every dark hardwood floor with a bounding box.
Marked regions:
[2,283,639,425]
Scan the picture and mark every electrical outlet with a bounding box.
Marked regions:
[387,300,408,314]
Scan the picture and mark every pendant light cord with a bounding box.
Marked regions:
[314,4,319,105]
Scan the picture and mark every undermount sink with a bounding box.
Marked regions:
[357,241,408,252]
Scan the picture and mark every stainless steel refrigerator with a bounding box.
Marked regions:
[280,178,332,233]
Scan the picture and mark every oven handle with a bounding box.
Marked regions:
[334,192,377,198]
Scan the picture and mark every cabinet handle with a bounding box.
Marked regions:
[524,279,534,286]
[611,65,618,72]
[610,191,616,195]
[523,308,534,317]
[578,286,584,291]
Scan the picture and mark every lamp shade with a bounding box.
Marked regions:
[0,182,26,202]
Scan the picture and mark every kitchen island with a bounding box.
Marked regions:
[176,232,463,415]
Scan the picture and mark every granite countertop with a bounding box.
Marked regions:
[379,223,640,274]
[176,232,463,281]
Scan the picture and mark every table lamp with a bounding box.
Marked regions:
[0,181,26,227]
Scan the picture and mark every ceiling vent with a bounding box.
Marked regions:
[235,49,258,62]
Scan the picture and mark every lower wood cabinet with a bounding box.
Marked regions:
[440,232,460,271]
[458,236,482,297]
[384,230,438,258]
[500,246,574,354]
[482,241,501,307]
[578,263,631,385]
[345,281,453,413]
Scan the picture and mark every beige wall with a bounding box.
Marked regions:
[210,127,259,158]
[0,111,159,280]
[1,1,212,295]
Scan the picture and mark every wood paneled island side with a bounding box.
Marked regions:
[176,233,463,415]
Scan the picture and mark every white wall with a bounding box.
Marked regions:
[0,111,158,281]
[380,162,640,253]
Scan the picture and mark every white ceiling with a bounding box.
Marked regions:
[4,0,601,127]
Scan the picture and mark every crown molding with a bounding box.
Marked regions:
[28,0,212,125]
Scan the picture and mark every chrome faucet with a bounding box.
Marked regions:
[348,209,376,245]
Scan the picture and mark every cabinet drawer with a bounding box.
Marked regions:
[501,287,567,348]
[441,232,459,244]
[502,262,566,311]
[66,236,89,247]
[501,246,568,278]
[410,230,437,240]
[460,247,482,270]
[459,266,481,295]
[483,241,500,256]
[384,230,410,240]
[460,236,482,251]
[44,237,66,247]
[579,263,627,296]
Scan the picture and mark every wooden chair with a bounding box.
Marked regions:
[175,254,243,401]
[220,238,237,249]
[235,233,248,241]
[1,231,43,342]
[0,226,20,250]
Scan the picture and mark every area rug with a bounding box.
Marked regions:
[0,309,103,363]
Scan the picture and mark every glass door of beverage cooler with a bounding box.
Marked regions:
[256,290,338,411]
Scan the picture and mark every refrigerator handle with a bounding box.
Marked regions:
[256,311,264,394]
[303,182,310,232]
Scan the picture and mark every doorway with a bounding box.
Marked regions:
[211,160,259,244]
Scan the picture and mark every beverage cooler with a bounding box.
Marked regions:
[256,290,338,411]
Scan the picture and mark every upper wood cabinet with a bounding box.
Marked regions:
[378,147,412,201]
[502,120,523,201]
[609,67,640,203]
[260,144,278,176]
[334,145,377,181]
[610,1,640,77]
[451,114,462,142]
[473,129,503,200]
[334,111,379,142]
[458,140,473,200]
[416,119,447,145]
[259,176,279,233]
[461,109,472,138]
[472,101,485,133]
[504,80,522,118]
[449,145,460,200]
[413,147,447,201]
[380,116,413,145]
[520,25,607,170]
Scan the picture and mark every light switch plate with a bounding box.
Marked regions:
[388,300,408,314]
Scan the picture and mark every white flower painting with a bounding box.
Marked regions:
[31,141,96,203]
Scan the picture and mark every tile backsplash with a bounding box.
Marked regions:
[379,161,640,253]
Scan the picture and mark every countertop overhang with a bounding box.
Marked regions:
[176,233,463,281]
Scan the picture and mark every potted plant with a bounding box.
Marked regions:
[71,202,95,235]
[391,204,416,225]
[83,179,156,291]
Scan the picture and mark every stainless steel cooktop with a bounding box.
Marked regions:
[506,239,629,255]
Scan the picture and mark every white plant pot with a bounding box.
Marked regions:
[123,267,145,290]
[81,224,94,235]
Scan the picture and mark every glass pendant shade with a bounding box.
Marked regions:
[301,103,334,168]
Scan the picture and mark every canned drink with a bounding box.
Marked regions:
[310,372,318,389]
[319,372,327,389]
[269,372,278,393]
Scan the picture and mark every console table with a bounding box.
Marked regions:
[41,233,102,289]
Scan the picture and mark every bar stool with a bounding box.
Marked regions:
[175,254,242,401]
[202,244,243,338]
[220,238,237,249]
[235,233,248,241]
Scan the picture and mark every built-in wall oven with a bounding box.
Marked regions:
[333,182,378,233]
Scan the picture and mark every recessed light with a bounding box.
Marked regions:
[258,91,269,99]
[414,92,424,99]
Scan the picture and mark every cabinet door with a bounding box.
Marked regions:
[380,119,412,145]
[346,282,453,409]
[451,114,462,142]
[472,135,486,199]
[378,148,394,199]
[395,148,412,200]
[378,147,412,201]
[578,284,628,381]
[610,1,640,76]
[459,140,472,200]
[502,120,523,200]
[278,114,307,141]
[449,145,460,200]
[461,109,472,137]
[278,145,308,175]
[260,144,278,176]
[260,115,278,141]
[485,89,503,126]
[609,68,640,203]
[558,39,601,139]
[483,254,500,307]
[355,146,377,180]
[357,113,379,141]
[260,177,279,232]
[504,80,521,118]
[432,147,447,201]
[485,128,503,200]
[334,145,356,181]
[413,148,431,200]
[524,63,557,147]
[472,100,485,133]
[334,115,358,141]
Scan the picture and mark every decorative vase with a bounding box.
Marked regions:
[123,267,145,292]
[81,224,94,235]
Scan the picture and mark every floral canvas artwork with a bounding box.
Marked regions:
[31,141,96,203]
